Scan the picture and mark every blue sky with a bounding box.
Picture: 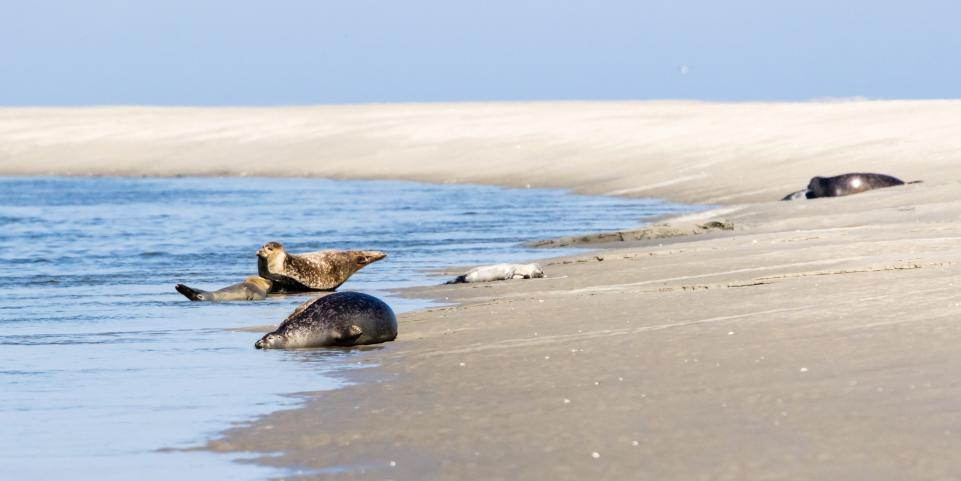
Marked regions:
[1,0,958,105]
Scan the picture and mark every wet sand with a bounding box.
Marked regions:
[4,101,961,480]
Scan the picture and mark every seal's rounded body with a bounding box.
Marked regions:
[256,242,386,292]
[807,173,906,198]
[175,276,272,301]
[255,292,397,349]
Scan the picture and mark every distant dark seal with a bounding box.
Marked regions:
[255,291,397,349]
[175,276,273,301]
[782,173,920,200]
[257,242,386,292]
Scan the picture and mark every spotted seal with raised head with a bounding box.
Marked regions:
[782,172,920,200]
[175,276,273,301]
[255,291,397,349]
[446,263,544,284]
[257,242,387,292]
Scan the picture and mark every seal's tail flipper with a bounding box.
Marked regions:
[175,284,205,301]
[445,275,467,285]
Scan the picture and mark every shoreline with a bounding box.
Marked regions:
[6,101,961,480]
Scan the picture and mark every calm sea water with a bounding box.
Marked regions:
[0,177,695,480]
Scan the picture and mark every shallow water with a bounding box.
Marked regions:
[0,177,696,480]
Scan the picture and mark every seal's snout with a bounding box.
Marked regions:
[256,333,279,349]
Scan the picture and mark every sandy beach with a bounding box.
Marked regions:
[4,101,961,480]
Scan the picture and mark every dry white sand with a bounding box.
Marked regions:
[5,101,961,480]
[2,100,959,204]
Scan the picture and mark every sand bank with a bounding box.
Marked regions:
[2,100,959,204]
[5,101,961,480]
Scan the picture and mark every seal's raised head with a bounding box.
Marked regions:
[257,241,286,260]
[257,241,289,277]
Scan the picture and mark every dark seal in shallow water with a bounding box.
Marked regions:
[255,291,398,349]
[782,172,919,200]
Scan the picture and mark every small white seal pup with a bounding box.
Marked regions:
[255,291,397,349]
[257,241,387,292]
[446,263,545,284]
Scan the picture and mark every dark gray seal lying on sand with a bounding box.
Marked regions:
[257,242,387,292]
[255,291,398,349]
[782,173,919,200]
[175,276,272,302]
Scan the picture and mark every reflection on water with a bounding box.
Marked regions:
[0,176,696,480]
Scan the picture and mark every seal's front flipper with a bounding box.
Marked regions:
[331,324,364,345]
[343,325,364,344]
[175,284,206,301]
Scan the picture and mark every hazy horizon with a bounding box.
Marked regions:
[2,0,959,106]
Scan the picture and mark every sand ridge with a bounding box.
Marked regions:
[2,100,959,204]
